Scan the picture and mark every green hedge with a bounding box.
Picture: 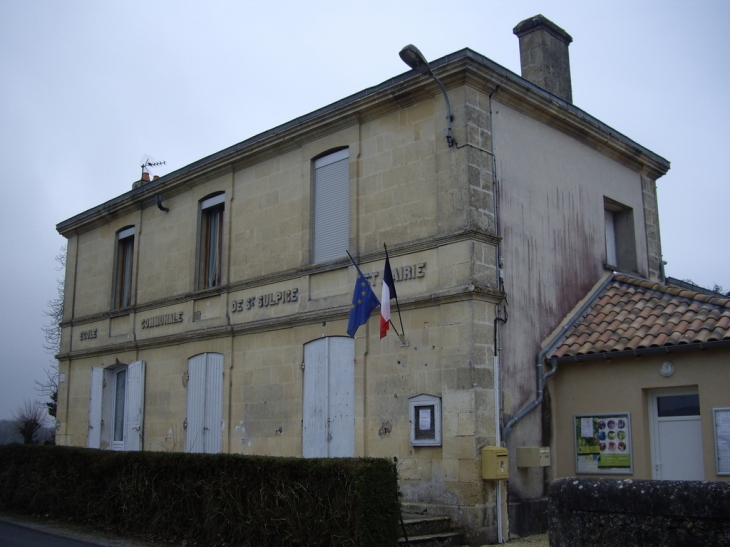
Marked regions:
[0,445,399,547]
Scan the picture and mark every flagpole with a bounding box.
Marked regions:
[384,243,406,338]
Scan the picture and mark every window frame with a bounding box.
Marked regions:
[311,148,350,264]
[112,226,135,310]
[197,193,225,290]
[603,198,637,272]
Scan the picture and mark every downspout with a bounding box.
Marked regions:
[502,273,615,442]
[488,85,506,544]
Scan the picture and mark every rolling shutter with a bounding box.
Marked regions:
[312,149,349,263]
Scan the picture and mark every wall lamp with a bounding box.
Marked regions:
[399,44,455,147]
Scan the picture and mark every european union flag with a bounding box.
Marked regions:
[347,267,380,337]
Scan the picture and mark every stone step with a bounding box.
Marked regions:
[397,531,464,547]
[401,514,454,536]
[399,513,464,547]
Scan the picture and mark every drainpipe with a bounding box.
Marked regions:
[502,273,615,442]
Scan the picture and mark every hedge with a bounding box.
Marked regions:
[0,445,400,547]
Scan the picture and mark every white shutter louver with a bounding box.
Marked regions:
[186,354,207,453]
[123,360,145,451]
[88,367,104,449]
[204,353,224,454]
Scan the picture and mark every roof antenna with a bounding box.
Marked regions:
[140,154,166,180]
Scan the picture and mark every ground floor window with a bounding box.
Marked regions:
[88,361,145,451]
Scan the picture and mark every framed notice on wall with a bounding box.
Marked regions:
[574,413,633,475]
[713,408,730,475]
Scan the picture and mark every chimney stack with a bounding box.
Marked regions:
[513,14,573,103]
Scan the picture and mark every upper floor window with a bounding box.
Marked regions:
[113,226,135,309]
[312,148,349,263]
[198,193,224,290]
[604,198,637,272]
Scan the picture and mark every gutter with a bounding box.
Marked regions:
[552,338,730,365]
[502,273,616,442]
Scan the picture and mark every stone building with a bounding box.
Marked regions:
[55,15,669,543]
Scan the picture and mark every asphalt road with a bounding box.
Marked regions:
[0,520,105,547]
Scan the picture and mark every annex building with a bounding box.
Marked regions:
[56,15,676,543]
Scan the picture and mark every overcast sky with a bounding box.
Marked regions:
[1,0,728,422]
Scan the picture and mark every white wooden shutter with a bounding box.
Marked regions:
[123,360,145,451]
[303,339,329,457]
[186,354,207,453]
[328,337,355,457]
[204,353,224,454]
[312,149,349,263]
[88,367,104,448]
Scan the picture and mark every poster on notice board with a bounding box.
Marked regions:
[574,412,633,474]
[714,408,730,475]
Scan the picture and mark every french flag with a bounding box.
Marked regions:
[380,256,397,338]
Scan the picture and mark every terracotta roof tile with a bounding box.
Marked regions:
[551,275,730,359]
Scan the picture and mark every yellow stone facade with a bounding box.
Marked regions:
[56,44,669,544]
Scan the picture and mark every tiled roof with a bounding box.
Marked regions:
[551,274,730,359]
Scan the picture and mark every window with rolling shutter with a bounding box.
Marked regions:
[312,149,349,263]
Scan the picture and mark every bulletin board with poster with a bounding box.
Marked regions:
[574,413,633,474]
[714,408,730,475]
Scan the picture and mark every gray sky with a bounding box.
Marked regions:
[1,0,728,421]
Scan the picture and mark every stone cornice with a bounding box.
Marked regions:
[57,49,669,238]
[56,284,504,361]
[60,229,500,328]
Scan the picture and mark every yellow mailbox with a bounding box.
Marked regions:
[481,446,509,480]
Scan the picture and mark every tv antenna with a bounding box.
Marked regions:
[139,154,166,178]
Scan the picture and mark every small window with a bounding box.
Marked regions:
[604,199,637,272]
[113,226,135,309]
[312,148,349,263]
[657,394,700,417]
[198,193,224,290]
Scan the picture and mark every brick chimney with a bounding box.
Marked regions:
[513,14,573,103]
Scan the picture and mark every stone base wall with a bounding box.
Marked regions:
[549,478,730,547]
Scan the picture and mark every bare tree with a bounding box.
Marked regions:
[13,400,48,444]
[37,245,66,418]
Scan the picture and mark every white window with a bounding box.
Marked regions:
[185,353,223,453]
[88,361,145,451]
[312,149,349,263]
[113,226,135,309]
[198,193,225,290]
[604,199,637,272]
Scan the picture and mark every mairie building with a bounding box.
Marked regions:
[55,15,672,543]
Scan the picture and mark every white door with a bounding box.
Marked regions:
[651,389,705,480]
[186,353,223,453]
[303,337,354,458]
